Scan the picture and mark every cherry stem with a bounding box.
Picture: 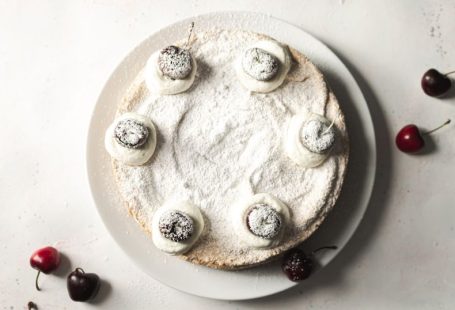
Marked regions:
[184,22,195,49]
[323,114,339,134]
[35,271,41,291]
[75,267,85,274]
[444,70,455,77]
[311,245,338,255]
[422,119,451,136]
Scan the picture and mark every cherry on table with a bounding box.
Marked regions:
[29,246,61,291]
[67,268,101,302]
[421,69,453,97]
[395,119,451,153]
[281,246,337,282]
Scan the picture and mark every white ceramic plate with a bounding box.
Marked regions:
[87,12,376,300]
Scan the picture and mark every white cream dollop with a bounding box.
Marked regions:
[285,112,335,168]
[235,40,291,93]
[151,201,204,255]
[232,193,290,249]
[145,50,197,95]
[105,112,157,166]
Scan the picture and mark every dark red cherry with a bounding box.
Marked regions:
[282,248,313,281]
[30,246,61,291]
[281,246,337,282]
[421,69,452,97]
[67,268,101,302]
[396,120,451,153]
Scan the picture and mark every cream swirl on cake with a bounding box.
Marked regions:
[235,40,291,93]
[285,112,336,168]
[145,45,197,95]
[105,112,157,165]
[232,193,290,249]
[151,201,205,255]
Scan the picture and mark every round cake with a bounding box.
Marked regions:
[108,28,349,270]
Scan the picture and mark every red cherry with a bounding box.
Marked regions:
[396,119,451,153]
[395,125,424,153]
[30,246,61,291]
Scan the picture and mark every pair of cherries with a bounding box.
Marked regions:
[396,69,452,153]
[30,246,100,302]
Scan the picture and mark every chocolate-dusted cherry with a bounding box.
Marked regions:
[301,119,336,154]
[242,47,280,81]
[30,246,61,291]
[246,203,282,239]
[67,268,101,302]
[395,119,451,153]
[114,119,149,149]
[158,210,194,242]
[158,46,193,80]
[421,69,453,97]
[157,22,195,80]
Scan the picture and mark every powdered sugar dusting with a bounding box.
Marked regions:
[247,204,282,239]
[114,119,149,149]
[242,47,279,81]
[158,210,194,242]
[113,29,348,268]
[158,46,193,79]
[301,119,336,154]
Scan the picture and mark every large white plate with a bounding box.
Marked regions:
[87,12,376,300]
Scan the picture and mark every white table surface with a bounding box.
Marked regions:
[1,0,454,309]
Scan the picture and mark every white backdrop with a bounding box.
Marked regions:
[1,0,454,309]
